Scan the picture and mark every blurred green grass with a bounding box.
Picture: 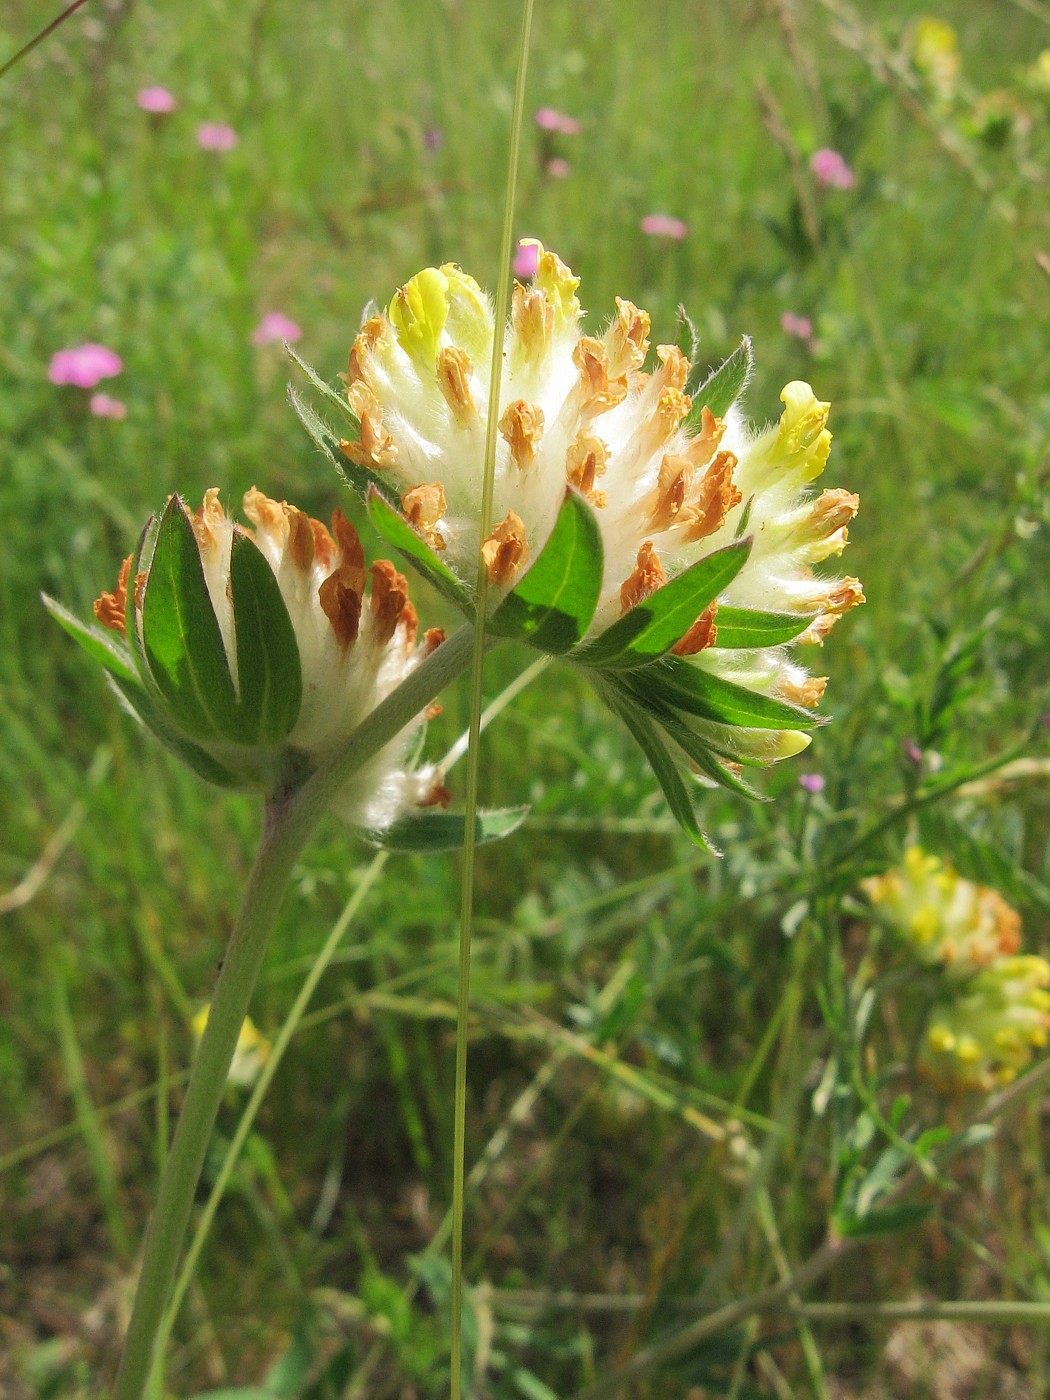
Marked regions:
[2,0,1050,1395]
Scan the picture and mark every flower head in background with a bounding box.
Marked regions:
[863,847,1022,975]
[252,312,303,346]
[546,157,571,180]
[798,772,825,794]
[49,343,123,389]
[781,312,814,342]
[90,393,127,420]
[909,17,960,105]
[641,213,688,240]
[922,957,1050,1091]
[322,246,863,810]
[197,122,238,152]
[192,1006,271,1087]
[137,85,177,114]
[512,238,542,280]
[74,489,446,828]
[810,149,855,191]
[534,107,580,135]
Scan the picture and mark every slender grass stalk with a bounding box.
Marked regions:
[0,0,92,82]
[449,3,535,1395]
[49,962,132,1260]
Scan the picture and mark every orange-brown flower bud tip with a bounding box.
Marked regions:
[436,345,477,423]
[650,453,693,531]
[369,559,410,645]
[672,603,718,656]
[779,674,828,709]
[318,567,363,649]
[512,283,553,364]
[243,486,285,537]
[656,343,690,392]
[423,627,447,655]
[400,600,419,650]
[310,516,337,571]
[94,554,132,635]
[288,508,315,572]
[481,511,529,586]
[608,297,651,374]
[565,432,609,507]
[425,701,443,720]
[621,541,666,614]
[192,487,226,552]
[573,337,628,415]
[499,399,545,472]
[420,779,453,809]
[343,381,398,469]
[330,508,366,574]
[680,451,742,542]
[401,482,448,551]
[684,406,727,470]
[347,314,387,384]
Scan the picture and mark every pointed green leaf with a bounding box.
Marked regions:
[286,345,361,435]
[653,706,766,800]
[366,486,474,613]
[361,806,529,853]
[713,606,812,648]
[599,682,715,852]
[287,384,393,502]
[141,495,240,741]
[125,512,158,674]
[684,336,753,429]
[574,538,751,670]
[489,489,603,653]
[106,674,244,789]
[835,1202,933,1239]
[43,593,140,687]
[621,656,823,730]
[229,529,302,744]
[675,304,700,376]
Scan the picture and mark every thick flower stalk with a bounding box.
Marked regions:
[81,488,447,828]
[294,245,863,827]
[862,846,1022,975]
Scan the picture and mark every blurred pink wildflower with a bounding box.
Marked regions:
[781,311,814,341]
[810,148,855,190]
[799,772,825,794]
[252,312,303,346]
[137,86,177,114]
[90,393,128,420]
[534,107,580,135]
[49,344,123,389]
[512,239,541,280]
[546,157,571,180]
[640,213,688,240]
[197,123,238,152]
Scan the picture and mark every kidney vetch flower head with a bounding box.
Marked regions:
[290,244,863,836]
[48,488,448,831]
[921,957,1050,1092]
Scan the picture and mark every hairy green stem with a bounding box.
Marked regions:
[113,624,477,1400]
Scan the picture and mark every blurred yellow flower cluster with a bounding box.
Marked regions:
[864,847,1050,1091]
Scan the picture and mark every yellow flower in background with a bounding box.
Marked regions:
[862,846,1022,975]
[922,956,1050,1091]
[192,1006,272,1088]
[909,17,961,104]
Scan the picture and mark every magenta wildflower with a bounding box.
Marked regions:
[810,148,855,190]
[424,125,444,152]
[546,157,571,180]
[49,344,124,389]
[781,312,814,341]
[137,86,177,114]
[640,213,688,240]
[512,239,541,280]
[799,772,825,794]
[252,312,303,347]
[197,123,238,152]
[90,393,128,420]
[534,106,580,136]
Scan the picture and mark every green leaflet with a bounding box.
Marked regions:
[228,529,303,744]
[285,345,361,436]
[623,655,823,731]
[599,681,714,852]
[287,384,393,502]
[489,489,603,654]
[366,486,474,614]
[42,594,139,688]
[107,673,244,789]
[141,495,240,741]
[361,806,529,853]
[713,605,812,648]
[684,335,753,428]
[574,538,751,670]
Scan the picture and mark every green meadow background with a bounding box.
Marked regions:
[2,0,1049,1395]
